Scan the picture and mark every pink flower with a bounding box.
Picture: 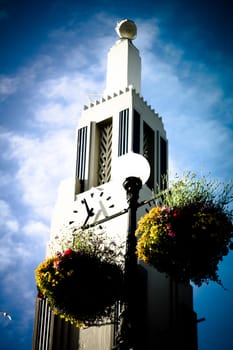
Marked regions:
[168,230,176,238]
[53,260,61,269]
[166,223,175,237]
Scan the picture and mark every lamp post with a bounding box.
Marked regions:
[112,152,150,350]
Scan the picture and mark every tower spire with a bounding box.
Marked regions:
[105,19,141,96]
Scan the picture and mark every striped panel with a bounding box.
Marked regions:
[160,136,168,189]
[76,126,87,180]
[143,122,155,189]
[133,109,140,153]
[118,109,129,156]
[32,298,52,350]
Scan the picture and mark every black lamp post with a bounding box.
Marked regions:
[112,153,150,350]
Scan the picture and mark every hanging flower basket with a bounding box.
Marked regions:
[35,230,123,327]
[136,173,233,286]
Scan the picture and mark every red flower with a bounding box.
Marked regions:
[38,291,44,299]
[63,248,73,256]
[172,209,181,217]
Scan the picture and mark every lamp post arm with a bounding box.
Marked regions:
[79,190,166,230]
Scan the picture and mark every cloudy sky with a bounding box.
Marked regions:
[0,0,233,349]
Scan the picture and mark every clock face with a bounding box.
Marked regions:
[71,182,128,229]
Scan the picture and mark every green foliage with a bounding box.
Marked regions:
[160,172,233,210]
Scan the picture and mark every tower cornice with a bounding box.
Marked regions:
[82,86,165,129]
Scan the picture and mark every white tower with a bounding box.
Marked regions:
[33,19,197,350]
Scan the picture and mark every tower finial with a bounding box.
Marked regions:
[115,19,137,40]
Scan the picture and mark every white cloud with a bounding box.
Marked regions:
[136,17,160,51]
[0,233,33,275]
[23,220,50,240]
[1,131,74,221]
[0,76,18,100]
[0,199,19,233]
[34,74,104,128]
[34,102,78,127]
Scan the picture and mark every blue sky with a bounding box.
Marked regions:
[0,0,233,349]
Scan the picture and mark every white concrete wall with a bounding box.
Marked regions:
[79,326,112,350]
[105,39,141,95]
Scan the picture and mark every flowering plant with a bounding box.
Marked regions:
[35,229,124,327]
[136,173,233,286]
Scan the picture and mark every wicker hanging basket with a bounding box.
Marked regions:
[136,170,233,288]
[35,247,123,327]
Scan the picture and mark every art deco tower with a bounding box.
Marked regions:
[33,19,197,350]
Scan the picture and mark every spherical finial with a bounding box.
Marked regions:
[115,19,137,40]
